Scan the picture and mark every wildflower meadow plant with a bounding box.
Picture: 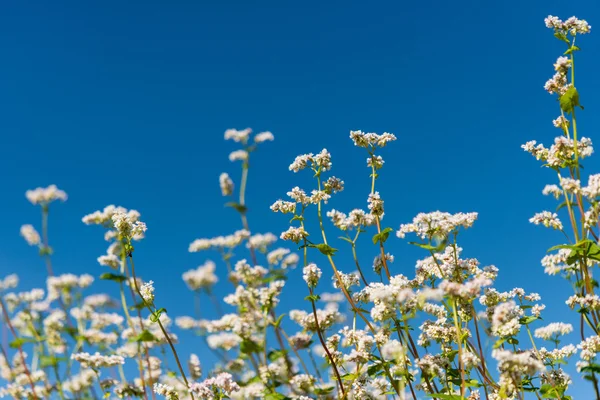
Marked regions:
[0,14,598,400]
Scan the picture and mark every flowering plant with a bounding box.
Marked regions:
[0,14,597,400]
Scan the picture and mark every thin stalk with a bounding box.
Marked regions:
[128,254,195,400]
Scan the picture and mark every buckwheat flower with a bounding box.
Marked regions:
[582,174,600,199]
[71,352,125,369]
[522,140,548,160]
[266,248,290,265]
[560,177,580,193]
[578,336,600,360]
[313,149,332,171]
[188,238,212,252]
[207,332,242,350]
[287,186,310,205]
[0,274,18,291]
[381,339,405,360]
[323,176,344,194]
[397,211,478,239]
[531,304,546,317]
[349,130,397,148]
[327,209,348,229]
[368,192,384,217]
[219,173,234,196]
[112,211,147,240]
[270,200,296,214]
[153,383,178,399]
[534,323,573,340]
[367,155,384,169]
[254,131,274,143]
[542,184,562,199]
[289,154,313,172]
[224,128,252,143]
[544,72,568,95]
[140,280,155,304]
[309,190,331,204]
[289,332,313,350]
[228,150,248,162]
[98,254,120,269]
[552,115,570,129]
[188,373,240,398]
[247,232,277,252]
[303,263,322,288]
[25,184,68,205]
[333,271,360,290]
[554,56,571,73]
[183,261,218,291]
[563,16,592,35]
[188,353,202,380]
[281,253,299,268]
[566,294,600,310]
[529,211,563,230]
[491,301,523,337]
[280,226,308,243]
[545,15,563,29]
[492,349,545,381]
[373,253,394,274]
[19,224,40,246]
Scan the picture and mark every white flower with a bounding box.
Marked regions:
[182,261,218,291]
[112,211,147,240]
[20,225,41,246]
[25,185,67,205]
[254,131,274,143]
[153,383,179,399]
[224,128,252,143]
[303,264,322,288]
[71,352,125,368]
[397,211,477,239]
[229,150,249,162]
[529,211,563,230]
[219,173,234,196]
[140,280,155,304]
[534,323,573,340]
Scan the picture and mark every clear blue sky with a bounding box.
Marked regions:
[1,0,600,396]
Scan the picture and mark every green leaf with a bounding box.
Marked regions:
[338,236,354,245]
[130,329,157,342]
[273,314,286,328]
[150,308,167,323]
[225,202,248,214]
[40,355,67,368]
[564,45,580,55]
[290,215,304,222]
[240,339,262,354]
[129,302,147,311]
[507,337,519,345]
[408,240,447,252]
[547,243,579,253]
[580,363,600,374]
[493,337,506,349]
[99,273,127,283]
[554,31,570,44]
[263,393,290,400]
[313,386,335,395]
[372,227,394,245]
[426,394,466,400]
[9,337,36,348]
[267,349,287,362]
[560,86,581,114]
[315,243,338,256]
[519,316,540,325]
[304,294,320,302]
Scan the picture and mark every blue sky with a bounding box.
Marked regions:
[1,0,600,396]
